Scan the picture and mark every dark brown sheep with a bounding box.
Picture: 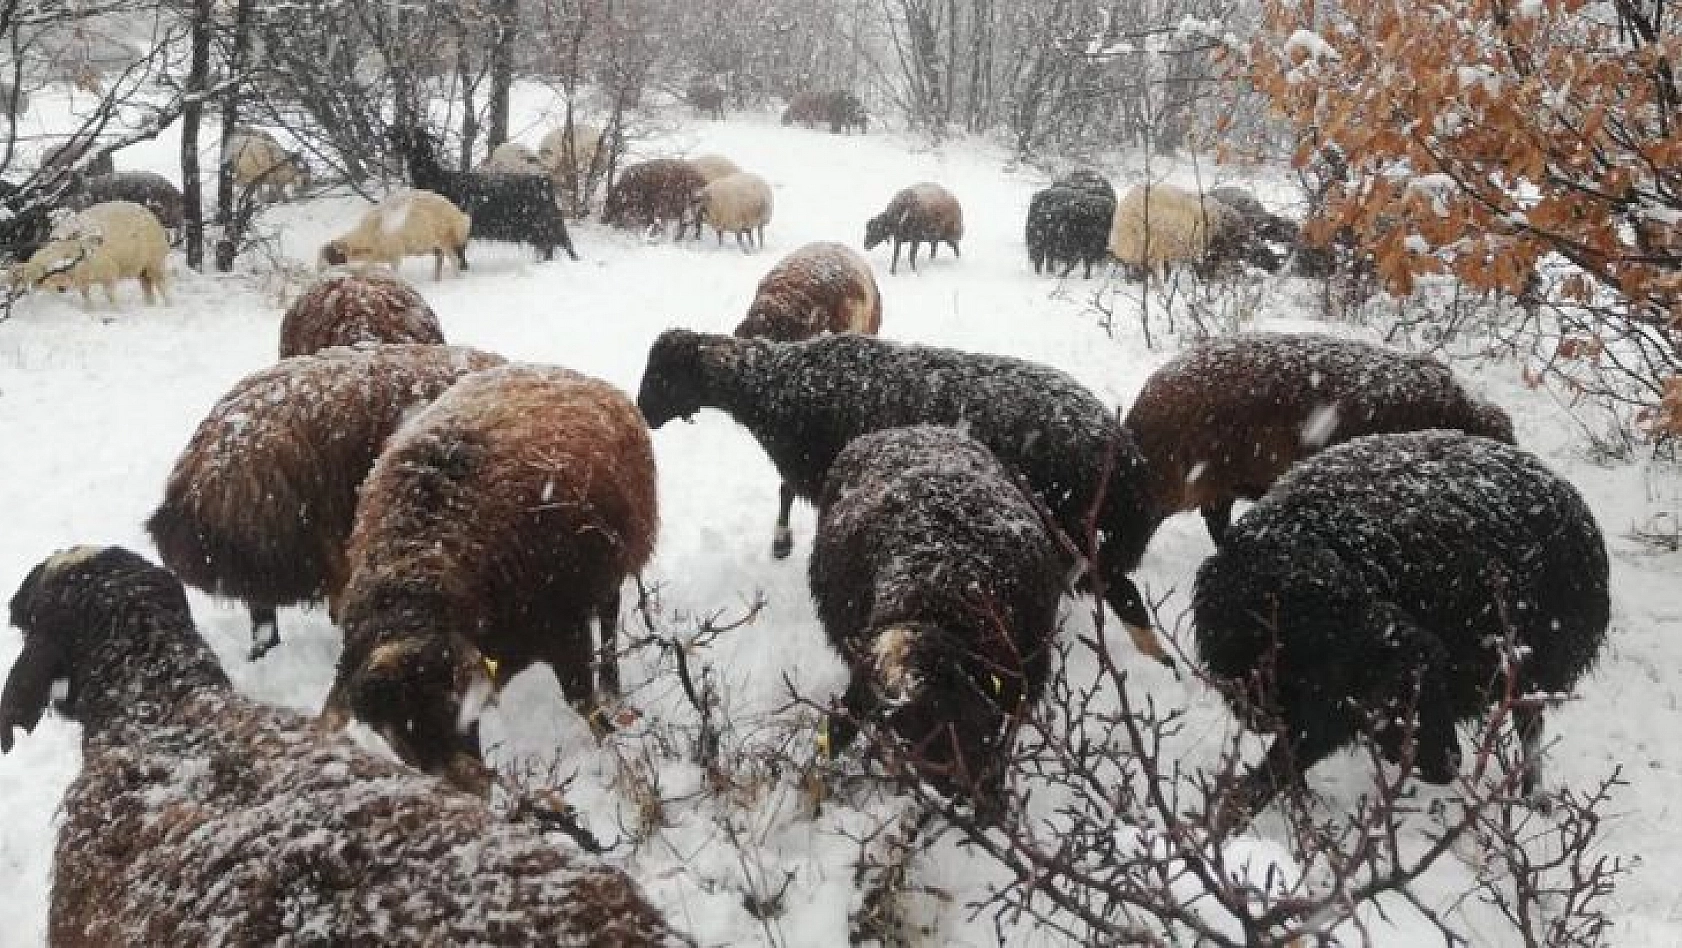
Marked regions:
[327,363,658,782]
[278,269,445,358]
[734,241,881,342]
[145,344,507,659]
[0,546,697,948]
[780,90,867,133]
[863,183,963,274]
[69,171,185,239]
[601,158,709,237]
[1124,332,1517,545]
[811,426,1064,804]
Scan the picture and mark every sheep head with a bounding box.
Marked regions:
[345,632,497,791]
[862,211,895,250]
[319,239,350,268]
[2,546,193,751]
[636,328,713,427]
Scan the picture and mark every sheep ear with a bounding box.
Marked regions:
[0,635,66,753]
[364,638,425,677]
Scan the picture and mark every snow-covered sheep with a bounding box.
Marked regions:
[602,158,709,237]
[319,188,472,282]
[481,141,546,175]
[392,124,580,262]
[1108,182,1235,281]
[687,171,773,250]
[279,269,445,358]
[1026,184,1115,279]
[69,171,185,241]
[327,364,658,780]
[733,241,881,341]
[1193,431,1609,822]
[687,154,740,184]
[0,546,697,948]
[1204,186,1299,274]
[863,183,964,275]
[17,199,169,307]
[538,123,602,184]
[145,344,507,659]
[1125,332,1516,545]
[781,90,867,133]
[229,129,309,203]
[635,330,1171,665]
[811,426,1065,801]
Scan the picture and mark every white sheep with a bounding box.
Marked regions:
[228,129,308,203]
[688,171,773,251]
[319,188,472,282]
[17,199,169,307]
[1108,182,1236,281]
[538,123,601,180]
[687,154,741,184]
[480,141,545,175]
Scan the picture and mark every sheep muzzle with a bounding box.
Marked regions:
[0,635,67,753]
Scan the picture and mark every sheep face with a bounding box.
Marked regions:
[635,330,706,427]
[345,632,495,783]
[319,239,350,267]
[862,212,895,250]
[2,547,191,751]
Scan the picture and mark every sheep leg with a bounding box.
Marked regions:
[907,241,920,272]
[1224,727,1342,830]
[595,587,622,699]
[455,242,470,272]
[889,239,902,275]
[949,239,961,258]
[826,673,877,756]
[248,602,280,660]
[1514,703,1545,797]
[1059,257,1077,279]
[772,480,797,559]
[1098,563,1174,669]
[1201,500,1236,545]
[432,249,444,282]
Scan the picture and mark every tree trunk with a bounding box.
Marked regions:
[486,0,518,149]
[214,0,255,273]
[181,0,212,271]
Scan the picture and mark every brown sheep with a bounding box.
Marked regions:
[1125,331,1517,545]
[326,364,658,782]
[781,90,867,133]
[863,183,963,274]
[146,344,507,659]
[601,158,709,237]
[279,269,445,358]
[734,241,881,342]
[0,546,698,948]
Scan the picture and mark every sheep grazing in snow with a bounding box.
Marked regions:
[279,268,445,358]
[687,154,741,184]
[687,171,773,250]
[480,140,546,175]
[781,90,867,133]
[391,124,580,262]
[538,122,604,207]
[734,241,881,342]
[228,128,309,203]
[602,158,709,238]
[1026,183,1115,279]
[146,344,507,659]
[811,426,1065,802]
[863,182,964,275]
[686,77,726,119]
[1053,168,1116,201]
[1203,186,1299,274]
[327,364,658,781]
[1125,332,1516,545]
[634,329,1172,666]
[0,546,697,948]
[1193,430,1609,823]
[1108,182,1235,282]
[68,171,184,241]
[319,188,472,282]
[16,199,170,307]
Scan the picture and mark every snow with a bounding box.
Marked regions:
[0,85,1679,947]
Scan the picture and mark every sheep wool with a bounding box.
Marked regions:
[635,330,1170,665]
[21,199,169,307]
[863,183,963,274]
[1125,331,1516,544]
[1194,430,1609,817]
[734,241,881,341]
[1108,183,1234,277]
[146,344,507,658]
[279,268,444,358]
[811,426,1064,799]
[691,171,773,251]
[0,547,696,948]
[687,154,740,184]
[319,188,471,282]
[603,158,709,237]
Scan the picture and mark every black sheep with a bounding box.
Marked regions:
[1052,169,1116,201]
[1193,430,1609,821]
[635,329,1171,666]
[69,170,185,241]
[1026,184,1115,279]
[810,426,1065,801]
[0,546,695,947]
[390,124,579,262]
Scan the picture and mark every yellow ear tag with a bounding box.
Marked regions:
[481,656,500,682]
[990,674,1003,696]
[815,718,832,758]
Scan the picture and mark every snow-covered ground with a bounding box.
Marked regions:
[1,86,1679,946]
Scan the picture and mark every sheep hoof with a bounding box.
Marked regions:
[771,528,793,559]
